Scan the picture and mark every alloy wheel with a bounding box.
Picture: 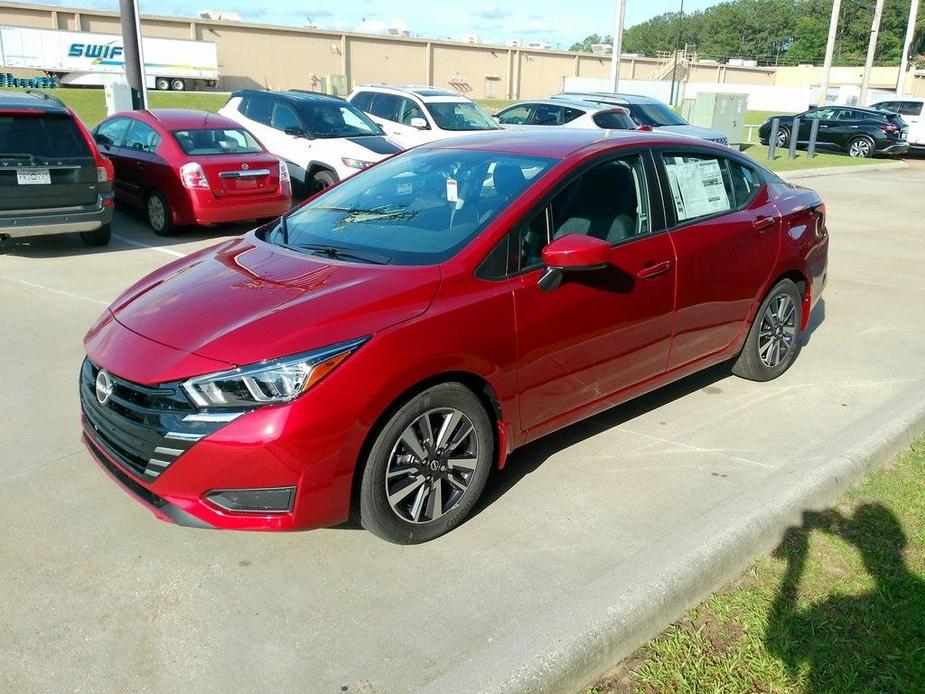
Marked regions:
[148,196,166,231]
[758,293,797,368]
[776,129,788,147]
[384,408,479,524]
[849,139,872,158]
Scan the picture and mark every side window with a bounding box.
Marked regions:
[123,120,161,153]
[562,108,584,124]
[350,91,374,112]
[899,101,923,117]
[245,95,272,125]
[836,108,860,121]
[397,97,425,125]
[369,93,400,121]
[662,153,733,224]
[96,118,131,147]
[551,155,650,243]
[726,159,762,209]
[517,209,552,271]
[532,104,563,126]
[874,101,896,112]
[270,102,301,131]
[497,104,533,125]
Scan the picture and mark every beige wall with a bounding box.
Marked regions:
[2,2,921,99]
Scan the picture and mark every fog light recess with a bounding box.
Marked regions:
[206,487,295,513]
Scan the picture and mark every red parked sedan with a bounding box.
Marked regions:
[92,109,291,234]
[80,129,828,543]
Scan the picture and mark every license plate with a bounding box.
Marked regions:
[17,168,51,185]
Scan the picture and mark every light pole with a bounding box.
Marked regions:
[859,0,886,105]
[818,0,842,106]
[669,0,685,106]
[609,0,627,92]
[897,0,920,96]
[119,0,148,109]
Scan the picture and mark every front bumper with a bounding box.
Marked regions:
[0,194,114,239]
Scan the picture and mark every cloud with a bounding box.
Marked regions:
[304,8,333,19]
[520,19,552,35]
[354,17,409,35]
[472,4,510,21]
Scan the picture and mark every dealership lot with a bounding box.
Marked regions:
[2,161,925,692]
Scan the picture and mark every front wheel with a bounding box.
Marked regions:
[775,126,790,148]
[80,223,111,246]
[359,383,494,544]
[848,136,874,158]
[732,279,803,381]
[311,170,337,195]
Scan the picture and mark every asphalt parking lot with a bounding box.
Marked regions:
[3,160,925,693]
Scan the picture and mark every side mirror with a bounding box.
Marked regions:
[285,126,313,140]
[409,117,428,130]
[538,234,611,291]
[637,124,653,132]
[94,133,112,148]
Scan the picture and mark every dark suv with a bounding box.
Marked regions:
[0,91,114,245]
[758,106,909,158]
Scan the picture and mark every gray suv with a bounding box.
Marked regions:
[0,91,114,246]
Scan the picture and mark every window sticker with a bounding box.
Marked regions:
[665,157,730,222]
[446,178,459,203]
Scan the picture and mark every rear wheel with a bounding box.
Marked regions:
[80,223,111,246]
[170,78,186,92]
[155,77,170,91]
[311,170,337,195]
[359,383,494,544]
[732,279,803,381]
[848,136,874,158]
[146,191,176,236]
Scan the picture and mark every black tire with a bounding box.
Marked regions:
[155,77,170,91]
[80,223,111,246]
[775,126,790,148]
[311,170,337,195]
[732,279,803,381]
[146,191,176,236]
[170,78,186,92]
[847,136,874,158]
[359,382,494,544]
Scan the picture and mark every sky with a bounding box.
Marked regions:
[28,0,724,48]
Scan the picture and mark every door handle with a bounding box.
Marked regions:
[637,260,672,280]
[753,216,777,232]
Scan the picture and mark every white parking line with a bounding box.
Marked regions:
[0,275,108,306]
[112,233,188,258]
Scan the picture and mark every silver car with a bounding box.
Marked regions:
[554,92,729,144]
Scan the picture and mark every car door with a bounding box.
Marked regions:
[658,150,779,370]
[507,151,676,431]
[120,119,163,207]
[93,117,133,201]
[800,107,837,145]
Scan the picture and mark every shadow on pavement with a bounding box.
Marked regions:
[766,505,925,690]
[801,298,826,347]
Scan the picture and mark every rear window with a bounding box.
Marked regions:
[592,111,636,130]
[172,128,263,155]
[0,112,90,159]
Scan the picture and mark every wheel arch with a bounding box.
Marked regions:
[764,269,811,330]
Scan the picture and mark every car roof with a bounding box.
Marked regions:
[554,92,664,105]
[0,90,70,115]
[816,105,894,116]
[231,88,347,105]
[502,98,628,113]
[355,84,472,101]
[137,109,241,129]
[418,128,691,159]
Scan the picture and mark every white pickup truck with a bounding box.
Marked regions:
[0,25,219,91]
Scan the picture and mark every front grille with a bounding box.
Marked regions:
[79,359,225,482]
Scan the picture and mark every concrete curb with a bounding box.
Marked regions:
[420,387,925,694]
[780,161,907,180]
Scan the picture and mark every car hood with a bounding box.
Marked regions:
[655,124,728,141]
[343,135,402,156]
[106,233,441,368]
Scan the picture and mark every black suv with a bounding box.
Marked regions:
[758,106,908,158]
[0,91,114,245]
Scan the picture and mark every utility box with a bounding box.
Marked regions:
[104,78,133,116]
[323,74,349,96]
[689,92,748,144]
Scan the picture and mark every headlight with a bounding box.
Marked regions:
[341,157,373,170]
[182,337,367,408]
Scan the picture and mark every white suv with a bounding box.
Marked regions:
[219,90,401,194]
[347,85,501,148]
[869,97,924,148]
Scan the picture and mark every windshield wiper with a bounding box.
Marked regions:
[285,243,391,265]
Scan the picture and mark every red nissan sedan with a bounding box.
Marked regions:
[80,129,828,543]
[91,109,291,234]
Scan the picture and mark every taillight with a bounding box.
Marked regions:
[96,157,114,183]
[880,123,899,133]
[180,162,210,190]
[279,159,290,183]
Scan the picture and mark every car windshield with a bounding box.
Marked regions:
[262,148,555,265]
[0,112,90,159]
[298,103,382,138]
[629,103,688,127]
[171,127,263,155]
[427,102,500,131]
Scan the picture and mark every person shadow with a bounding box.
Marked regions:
[765,504,925,692]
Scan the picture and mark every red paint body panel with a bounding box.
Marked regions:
[95,109,291,227]
[82,130,829,531]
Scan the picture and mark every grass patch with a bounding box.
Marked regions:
[738,143,888,173]
[586,433,925,693]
